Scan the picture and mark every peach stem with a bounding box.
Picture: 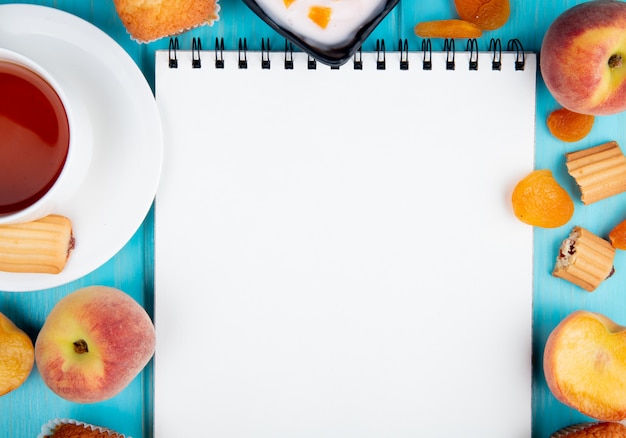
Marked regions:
[73,339,89,354]
[609,54,622,69]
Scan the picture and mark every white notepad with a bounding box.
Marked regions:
[154,41,536,437]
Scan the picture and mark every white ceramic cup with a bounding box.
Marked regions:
[0,48,92,225]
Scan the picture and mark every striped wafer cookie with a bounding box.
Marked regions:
[553,226,615,292]
[565,141,626,204]
[0,215,74,274]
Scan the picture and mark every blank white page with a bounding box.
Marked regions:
[154,46,536,437]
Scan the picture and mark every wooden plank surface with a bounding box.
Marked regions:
[1,0,625,437]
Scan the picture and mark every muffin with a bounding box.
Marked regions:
[113,0,220,43]
[38,419,127,438]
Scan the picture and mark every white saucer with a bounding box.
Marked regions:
[0,5,163,292]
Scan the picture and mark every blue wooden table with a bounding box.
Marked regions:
[1,0,625,437]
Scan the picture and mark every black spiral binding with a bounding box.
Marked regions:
[192,38,202,68]
[238,38,248,69]
[444,39,455,70]
[421,39,432,70]
[261,38,271,69]
[166,37,526,72]
[285,41,294,70]
[399,39,409,70]
[467,39,478,71]
[488,38,501,71]
[507,38,526,71]
[353,47,363,70]
[376,39,386,70]
[215,38,225,69]
[168,37,179,68]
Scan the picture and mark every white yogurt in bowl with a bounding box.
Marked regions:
[256,0,386,48]
[244,0,398,65]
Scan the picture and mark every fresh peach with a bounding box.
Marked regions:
[35,286,155,403]
[541,0,626,115]
[544,310,626,421]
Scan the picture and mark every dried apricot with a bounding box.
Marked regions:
[454,0,510,30]
[609,218,626,249]
[308,6,332,29]
[414,19,482,39]
[283,0,296,7]
[0,312,34,396]
[547,108,595,142]
[511,169,574,228]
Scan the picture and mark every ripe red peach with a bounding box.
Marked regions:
[541,0,626,115]
[35,286,155,403]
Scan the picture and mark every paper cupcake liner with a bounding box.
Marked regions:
[38,418,129,438]
[551,423,597,437]
[550,421,626,437]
